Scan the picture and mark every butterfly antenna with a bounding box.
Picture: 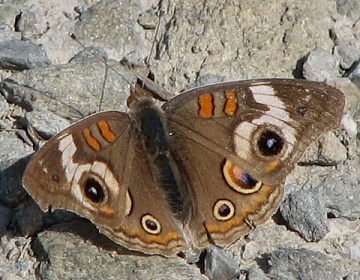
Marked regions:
[68,32,134,111]
[99,63,108,111]
[145,9,165,67]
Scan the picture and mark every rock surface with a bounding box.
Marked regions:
[0,0,359,279]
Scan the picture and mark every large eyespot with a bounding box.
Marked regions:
[213,200,235,221]
[84,177,105,203]
[257,129,284,157]
[141,214,161,235]
[223,160,263,194]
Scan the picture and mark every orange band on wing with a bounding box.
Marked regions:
[198,93,214,118]
[83,128,101,151]
[100,205,115,216]
[98,120,116,143]
[266,160,280,173]
[224,91,238,116]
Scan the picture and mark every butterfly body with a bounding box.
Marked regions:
[23,78,344,256]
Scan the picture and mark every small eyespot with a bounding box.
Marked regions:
[84,177,105,203]
[141,214,161,235]
[258,130,284,156]
[213,200,235,221]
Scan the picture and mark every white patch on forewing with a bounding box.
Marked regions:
[250,84,294,125]
[250,85,286,109]
[58,134,78,182]
[249,84,275,95]
[265,107,292,123]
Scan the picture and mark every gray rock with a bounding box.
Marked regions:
[0,5,20,29]
[334,43,360,70]
[0,272,24,280]
[0,40,50,70]
[331,18,360,69]
[0,155,29,208]
[0,57,131,120]
[0,126,33,209]
[69,46,108,63]
[24,110,70,140]
[320,173,360,219]
[0,29,22,42]
[247,265,270,280]
[204,245,240,280]
[0,0,359,279]
[0,235,36,278]
[346,271,360,280]
[33,221,203,280]
[343,232,360,259]
[302,48,340,82]
[75,0,147,63]
[318,132,348,162]
[346,59,360,88]
[15,9,47,40]
[266,248,344,279]
[336,0,360,21]
[331,18,355,45]
[341,113,358,138]
[327,78,360,116]
[280,188,330,242]
[14,202,44,237]
[0,94,9,122]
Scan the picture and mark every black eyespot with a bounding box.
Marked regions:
[258,130,284,156]
[84,178,105,203]
[145,220,158,231]
[218,204,231,217]
[141,214,161,234]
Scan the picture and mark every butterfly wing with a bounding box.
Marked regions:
[23,111,187,255]
[163,79,344,185]
[162,79,344,247]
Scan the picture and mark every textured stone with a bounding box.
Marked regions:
[266,248,344,279]
[280,189,330,242]
[0,40,50,70]
[0,0,359,279]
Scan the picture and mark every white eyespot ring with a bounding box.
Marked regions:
[223,160,263,194]
[213,199,235,221]
[141,214,161,235]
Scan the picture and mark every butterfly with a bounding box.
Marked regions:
[22,74,345,256]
